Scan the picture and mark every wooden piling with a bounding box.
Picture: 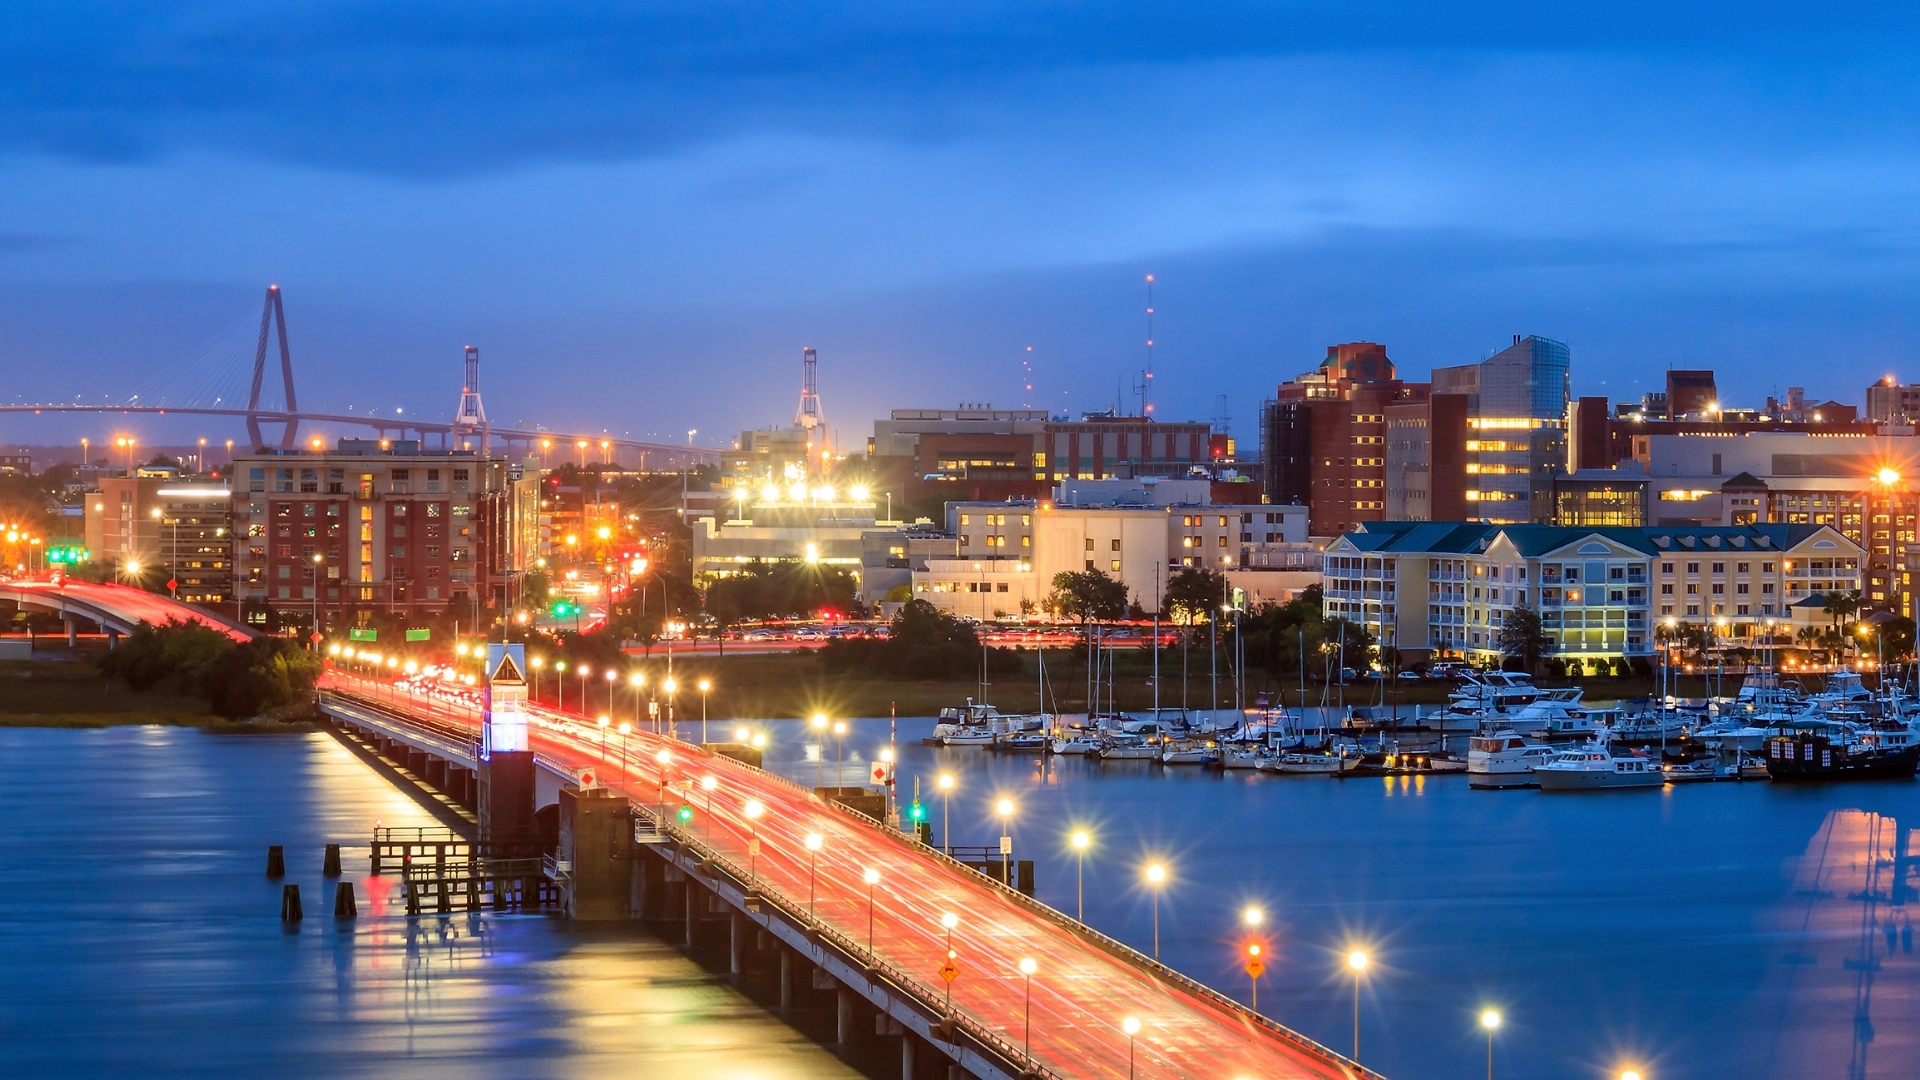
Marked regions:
[334,881,357,919]
[281,883,303,921]
[266,845,285,878]
[323,843,342,876]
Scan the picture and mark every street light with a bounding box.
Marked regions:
[530,656,544,703]
[863,867,881,954]
[310,553,324,646]
[629,671,645,731]
[804,833,824,916]
[699,775,717,844]
[698,677,712,743]
[577,664,592,714]
[1070,829,1091,921]
[663,675,678,739]
[833,720,847,787]
[554,660,568,711]
[1347,949,1369,1063]
[1243,906,1265,1010]
[604,668,617,716]
[1122,1017,1141,1080]
[996,799,1016,887]
[937,773,955,850]
[743,799,765,885]
[1144,863,1167,960]
[811,714,829,788]
[1018,957,1038,1069]
[1480,1008,1502,1080]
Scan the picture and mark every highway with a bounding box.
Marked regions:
[324,669,1377,1080]
[0,579,254,641]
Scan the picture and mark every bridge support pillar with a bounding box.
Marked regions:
[778,948,794,1012]
[478,750,535,844]
[105,629,118,650]
[684,881,698,947]
[63,617,75,648]
[901,1030,916,1079]
[729,912,746,978]
[558,786,633,920]
[837,987,856,1047]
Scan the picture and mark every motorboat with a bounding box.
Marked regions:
[1532,742,1666,791]
[994,732,1050,753]
[1467,730,1557,789]
[1764,725,1920,781]
[1049,732,1102,755]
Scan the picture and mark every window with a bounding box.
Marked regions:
[1711,562,1724,574]
[1111,539,1121,551]
[960,514,970,526]
[1686,583,1698,594]
[1084,538,1094,551]
[1661,584,1673,595]
[1736,562,1749,573]
[1110,559,1121,571]
[392,503,407,517]
[1660,562,1673,574]
[393,525,406,538]
[1686,563,1698,574]
[426,504,441,518]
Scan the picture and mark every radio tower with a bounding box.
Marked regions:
[452,345,490,454]
[795,347,825,435]
[1132,273,1156,417]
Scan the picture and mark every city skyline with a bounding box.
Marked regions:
[9,5,1920,447]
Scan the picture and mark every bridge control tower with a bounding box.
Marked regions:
[451,345,490,454]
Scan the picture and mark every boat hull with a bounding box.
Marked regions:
[1765,743,1920,782]
[1535,768,1665,791]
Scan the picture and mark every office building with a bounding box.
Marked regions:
[1867,377,1920,424]
[84,476,235,607]
[1262,342,1427,536]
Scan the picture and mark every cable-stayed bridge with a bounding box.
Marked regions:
[0,285,721,470]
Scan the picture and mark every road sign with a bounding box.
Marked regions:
[308,631,322,644]
[166,578,178,592]
[870,761,892,785]
[999,836,1012,856]
[939,959,959,984]
[1244,958,1265,979]
[749,838,761,858]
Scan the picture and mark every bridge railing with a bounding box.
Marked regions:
[636,803,1059,1080]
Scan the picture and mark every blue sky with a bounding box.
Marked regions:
[5,3,1920,452]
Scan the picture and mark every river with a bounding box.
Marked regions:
[762,714,1920,1080]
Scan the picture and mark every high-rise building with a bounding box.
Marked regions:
[1261,342,1427,536]
[1428,334,1571,523]
[1664,370,1718,419]
[1866,376,1920,423]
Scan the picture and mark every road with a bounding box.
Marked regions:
[0,578,254,641]
[324,669,1376,1080]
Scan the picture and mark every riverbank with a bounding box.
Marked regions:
[0,656,316,731]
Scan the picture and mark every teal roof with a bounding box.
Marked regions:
[1342,522,1847,559]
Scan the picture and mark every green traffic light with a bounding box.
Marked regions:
[677,805,693,823]
[909,801,925,821]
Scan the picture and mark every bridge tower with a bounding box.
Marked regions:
[246,285,301,451]
[451,345,490,454]
[794,346,825,435]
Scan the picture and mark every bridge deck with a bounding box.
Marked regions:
[321,672,1379,1080]
[0,579,254,641]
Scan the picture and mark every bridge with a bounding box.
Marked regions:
[2,285,722,469]
[0,579,255,644]
[316,669,1381,1080]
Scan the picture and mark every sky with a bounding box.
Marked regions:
[6,2,1920,455]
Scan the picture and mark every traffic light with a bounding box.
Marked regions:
[908,800,926,823]
[676,804,693,824]
[550,599,581,618]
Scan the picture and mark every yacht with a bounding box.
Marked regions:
[1221,746,1270,770]
[1764,723,1920,781]
[1467,730,1557,789]
[1532,742,1666,791]
[1049,731,1103,755]
[1160,742,1221,765]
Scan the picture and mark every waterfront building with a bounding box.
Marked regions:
[913,479,1314,617]
[84,475,235,607]
[691,485,945,604]
[231,439,509,630]
[1321,521,1861,666]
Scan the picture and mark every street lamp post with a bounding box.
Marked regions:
[310,553,323,647]
[1243,906,1265,1010]
[743,799,764,886]
[1481,1009,1502,1080]
[577,664,592,716]
[629,671,645,732]
[863,868,880,954]
[653,749,672,827]
[1145,863,1167,960]
[811,714,829,788]
[699,678,712,743]
[1347,949,1369,1063]
[1122,1017,1141,1080]
[833,721,847,787]
[940,912,959,1013]
[530,656,544,703]
[604,668,617,717]
[804,833,823,916]
[1018,957,1037,1070]
[555,660,567,712]
[664,675,678,740]
[617,721,631,784]
[699,775,716,844]
[1070,830,1090,922]
[996,799,1015,887]
[937,773,954,851]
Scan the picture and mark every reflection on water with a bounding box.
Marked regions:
[1760,809,1919,1079]
[767,715,1920,1079]
[0,727,857,1079]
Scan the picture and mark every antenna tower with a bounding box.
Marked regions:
[246,284,300,450]
[795,347,825,434]
[452,345,490,454]
[1132,273,1156,417]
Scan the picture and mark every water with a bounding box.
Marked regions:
[767,715,1920,1080]
[0,726,857,1080]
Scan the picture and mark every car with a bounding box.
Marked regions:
[1396,670,1422,681]
[743,628,777,642]
[793,627,826,641]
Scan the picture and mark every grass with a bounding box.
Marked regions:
[0,653,314,731]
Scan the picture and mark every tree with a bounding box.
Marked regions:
[819,599,1014,680]
[1496,606,1551,675]
[1162,567,1226,624]
[1044,570,1128,623]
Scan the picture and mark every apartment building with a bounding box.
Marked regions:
[1322,522,1860,666]
[231,439,509,630]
